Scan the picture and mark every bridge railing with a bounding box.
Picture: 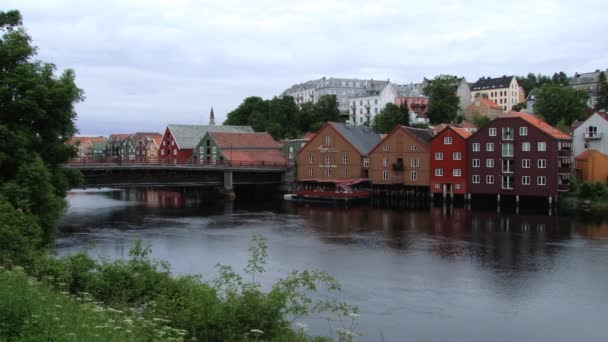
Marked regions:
[67,157,289,169]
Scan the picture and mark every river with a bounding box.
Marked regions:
[56,189,608,342]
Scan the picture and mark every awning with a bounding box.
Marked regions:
[299,178,368,186]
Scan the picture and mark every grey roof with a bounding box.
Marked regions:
[569,69,607,86]
[167,124,253,149]
[281,77,390,96]
[471,75,514,91]
[525,88,537,102]
[405,127,433,146]
[329,122,381,155]
[395,83,426,98]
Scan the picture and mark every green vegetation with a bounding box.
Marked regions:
[560,181,608,214]
[423,75,460,124]
[224,95,341,140]
[596,72,608,111]
[0,10,358,342]
[372,103,410,133]
[516,72,569,96]
[470,113,492,129]
[533,83,589,126]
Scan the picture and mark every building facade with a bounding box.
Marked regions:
[467,112,572,200]
[394,83,429,123]
[464,96,503,120]
[134,134,162,162]
[368,126,433,188]
[194,132,286,165]
[421,77,471,115]
[430,126,471,196]
[575,149,608,184]
[106,134,130,159]
[569,69,607,108]
[69,136,107,161]
[281,77,389,114]
[470,76,522,112]
[296,122,380,181]
[348,83,398,125]
[572,112,608,158]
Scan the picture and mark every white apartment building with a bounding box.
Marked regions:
[470,76,521,112]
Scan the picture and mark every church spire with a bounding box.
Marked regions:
[209,107,215,126]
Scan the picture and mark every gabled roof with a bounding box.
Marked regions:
[167,124,253,149]
[470,97,502,110]
[369,126,432,155]
[329,122,381,155]
[108,134,130,141]
[471,75,515,91]
[569,70,607,86]
[69,136,107,146]
[208,132,282,149]
[129,132,162,145]
[499,111,571,140]
[575,149,608,161]
[224,149,288,164]
[449,126,472,139]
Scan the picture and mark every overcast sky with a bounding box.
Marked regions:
[4,0,608,135]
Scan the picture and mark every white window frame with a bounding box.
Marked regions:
[538,142,546,151]
[308,167,314,177]
[383,157,388,167]
[522,142,530,152]
[473,143,480,152]
[486,142,494,152]
[486,175,494,184]
[383,145,389,151]
[444,136,453,145]
[537,176,546,186]
[411,171,417,181]
[489,127,497,136]
[522,159,530,168]
[363,157,369,168]
[453,152,462,160]
[453,168,462,177]
[435,152,443,160]
[435,168,444,176]
[411,158,419,168]
[343,154,348,164]
[308,155,314,164]
[472,175,480,184]
[383,170,389,180]
[537,159,546,168]
[410,145,417,151]
[325,155,331,164]
[486,159,494,168]
[325,135,331,146]
[522,176,530,185]
[520,127,528,136]
[473,159,480,168]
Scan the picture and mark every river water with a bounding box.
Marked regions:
[57,189,608,342]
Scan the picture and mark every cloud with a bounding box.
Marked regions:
[3,0,607,135]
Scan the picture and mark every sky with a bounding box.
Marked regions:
[4,0,608,136]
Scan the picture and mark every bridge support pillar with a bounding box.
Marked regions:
[223,171,236,199]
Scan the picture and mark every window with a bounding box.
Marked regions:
[455,184,461,190]
[308,167,314,177]
[473,143,480,152]
[502,159,514,173]
[486,159,494,168]
[383,145,389,151]
[374,99,378,105]
[522,142,530,151]
[325,168,331,177]
[502,127,514,140]
[410,145,417,151]
[343,167,349,177]
[587,126,598,138]
[308,155,314,164]
[520,127,528,136]
[522,159,530,168]
[325,155,331,164]
[453,152,462,160]
[473,159,480,168]
[325,135,331,146]
[537,176,546,186]
[363,157,369,167]
[171,141,174,146]
[537,159,546,168]
[489,128,497,136]
[383,170,389,180]
[473,175,480,184]
[343,154,348,164]
[522,176,530,185]
[435,168,444,176]
[486,142,494,152]
[411,158,419,167]
[435,184,441,189]
[453,168,462,177]
[537,142,546,151]
[444,136,453,144]
[502,176,514,189]
[212,146,217,154]
[411,171,417,181]
[173,149,177,155]
[435,152,443,160]
[502,143,514,157]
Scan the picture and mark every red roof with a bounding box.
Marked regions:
[478,97,502,110]
[575,150,593,160]
[450,126,472,138]
[108,133,131,141]
[209,132,282,149]
[69,136,107,147]
[500,111,571,140]
[303,132,316,140]
[225,149,287,164]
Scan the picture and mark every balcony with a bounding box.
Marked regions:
[558,149,572,156]
[558,184,571,192]
[584,132,603,140]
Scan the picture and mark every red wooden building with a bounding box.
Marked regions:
[430,125,471,198]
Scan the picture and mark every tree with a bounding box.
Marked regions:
[533,83,589,126]
[471,113,492,129]
[0,10,83,245]
[372,103,410,133]
[423,75,460,124]
[517,73,558,96]
[512,102,527,112]
[596,72,608,111]
[223,96,268,126]
[552,71,569,86]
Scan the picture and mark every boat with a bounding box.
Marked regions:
[287,178,370,205]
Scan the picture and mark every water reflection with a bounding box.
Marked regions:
[57,189,608,342]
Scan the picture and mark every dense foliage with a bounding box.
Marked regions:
[516,72,569,96]
[423,75,460,124]
[533,83,589,126]
[224,95,341,140]
[372,103,410,133]
[596,72,608,111]
[470,113,492,129]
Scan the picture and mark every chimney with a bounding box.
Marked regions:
[209,107,215,126]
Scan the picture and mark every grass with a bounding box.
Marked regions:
[0,266,186,341]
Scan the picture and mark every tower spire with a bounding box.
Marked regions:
[209,107,215,126]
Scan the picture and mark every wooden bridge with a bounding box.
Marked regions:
[65,159,290,194]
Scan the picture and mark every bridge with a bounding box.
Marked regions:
[65,159,290,195]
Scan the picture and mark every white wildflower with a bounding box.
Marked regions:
[250,329,264,336]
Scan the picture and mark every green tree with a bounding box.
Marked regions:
[372,103,410,133]
[596,72,608,111]
[471,113,492,129]
[533,83,589,126]
[223,96,268,126]
[0,10,83,245]
[314,95,341,122]
[423,75,460,124]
